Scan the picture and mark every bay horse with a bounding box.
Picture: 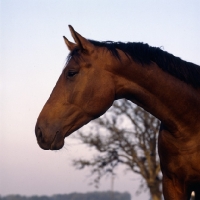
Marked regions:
[35,25,200,199]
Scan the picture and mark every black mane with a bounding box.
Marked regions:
[67,40,200,88]
[89,40,200,88]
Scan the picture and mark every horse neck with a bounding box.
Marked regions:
[113,57,200,133]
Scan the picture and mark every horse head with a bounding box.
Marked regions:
[35,26,116,150]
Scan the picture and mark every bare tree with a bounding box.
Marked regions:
[73,99,162,200]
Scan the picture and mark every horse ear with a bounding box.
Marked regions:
[63,36,77,51]
[68,25,94,52]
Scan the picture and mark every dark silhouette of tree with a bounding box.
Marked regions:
[73,99,162,200]
[0,192,131,200]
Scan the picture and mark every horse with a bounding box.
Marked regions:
[35,25,200,199]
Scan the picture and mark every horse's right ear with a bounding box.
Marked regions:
[68,25,94,53]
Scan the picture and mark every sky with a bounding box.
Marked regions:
[0,1,200,200]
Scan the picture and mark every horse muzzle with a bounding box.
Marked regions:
[35,124,64,150]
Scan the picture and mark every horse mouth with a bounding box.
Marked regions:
[50,131,65,150]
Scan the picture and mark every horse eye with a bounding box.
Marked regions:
[67,71,78,77]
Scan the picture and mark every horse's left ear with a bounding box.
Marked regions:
[63,36,77,51]
[68,25,94,52]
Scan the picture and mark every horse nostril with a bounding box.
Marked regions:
[35,126,43,139]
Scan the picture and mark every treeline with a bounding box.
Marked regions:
[0,191,131,200]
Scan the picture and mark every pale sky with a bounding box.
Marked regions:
[0,1,200,200]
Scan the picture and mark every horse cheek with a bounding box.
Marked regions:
[88,81,115,118]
